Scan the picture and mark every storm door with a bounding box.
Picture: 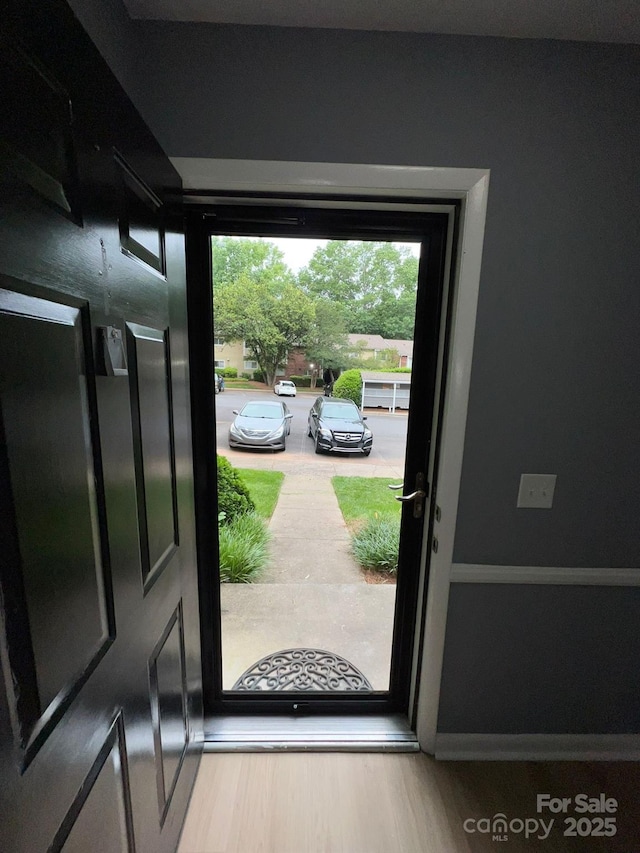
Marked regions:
[188,202,453,718]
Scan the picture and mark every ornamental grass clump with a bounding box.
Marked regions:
[218,512,270,583]
[351,514,400,574]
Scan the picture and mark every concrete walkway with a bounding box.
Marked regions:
[220,467,397,690]
[259,473,361,584]
[219,449,404,482]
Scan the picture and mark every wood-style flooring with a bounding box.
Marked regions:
[178,752,640,852]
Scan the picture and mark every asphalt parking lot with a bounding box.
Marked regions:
[215,388,408,465]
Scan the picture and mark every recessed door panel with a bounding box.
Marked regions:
[0,289,112,761]
[116,153,165,275]
[149,605,188,822]
[53,715,134,853]
[0,40,81,222]
[126,324,178,589]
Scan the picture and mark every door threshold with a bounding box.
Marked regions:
[203,713,419,753]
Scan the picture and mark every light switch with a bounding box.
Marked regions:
[517,474,557,509]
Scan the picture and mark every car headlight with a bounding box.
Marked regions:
[268,425,285,438]
[363,428,372,438]
[229,423,242,436]
[318,428,332,439]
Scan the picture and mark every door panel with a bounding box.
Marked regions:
[0,292,113,766]
[0,5,202,852]
[126,324,179,589]
[149,605,189,824]
[54,714,135,853]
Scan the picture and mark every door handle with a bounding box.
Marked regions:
[395,489,426,503]
[390,473,427,518]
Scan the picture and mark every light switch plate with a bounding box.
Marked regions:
[517,474,557,509]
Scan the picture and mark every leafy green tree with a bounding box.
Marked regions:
[348,347,401,372]
[212,236,292,291]
[298,241,419,337]
[304,299,350,385]
[214,273,314,386]
[212,237,314,385]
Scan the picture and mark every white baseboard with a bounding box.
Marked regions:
[434,733,640,761]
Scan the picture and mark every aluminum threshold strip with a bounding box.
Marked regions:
[204,714,419,753]
[204,741,419,753]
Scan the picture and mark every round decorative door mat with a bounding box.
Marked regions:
[232,648,373,692]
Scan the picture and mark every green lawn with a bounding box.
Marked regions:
[238,468,284,519]
[331,476,401,524]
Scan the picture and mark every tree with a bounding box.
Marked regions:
[214,273,315,386]
[212,236,292,290]
[298,241,419,337]
[212,237,314,386]
[304,299,350,385]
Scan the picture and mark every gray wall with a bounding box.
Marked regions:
[69,7,640,734]
[137,22,640,568]
[438,585,640,733]
[66,0,154,131]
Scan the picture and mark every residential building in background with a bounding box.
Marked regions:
[347,334,413,368]
[215,334,414,377]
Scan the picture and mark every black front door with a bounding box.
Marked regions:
[0,6,202,852]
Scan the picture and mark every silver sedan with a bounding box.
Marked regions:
[228,400,293,451]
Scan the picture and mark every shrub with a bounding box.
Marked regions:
[333,369,362,407]
[253,368,265,382]
[241,372,252,379]
[351,515,399,574]
[289,374,311,387]
[216,455,255,523]
[221,366,237,378]
[218,512,270,582]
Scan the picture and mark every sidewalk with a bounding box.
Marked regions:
[260,473,361,583]
[220,468,397,690]
[219,448,404,481]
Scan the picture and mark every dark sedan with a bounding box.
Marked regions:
[307,396,373,455]
[229,400,293,451]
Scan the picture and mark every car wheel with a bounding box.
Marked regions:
[314,435,323,454]
[307,424,313,437]
[363,449,371,457]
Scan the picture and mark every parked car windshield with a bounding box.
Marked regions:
[240,402,284,419]
[321,402,360,419]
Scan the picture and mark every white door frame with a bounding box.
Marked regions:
[174,157,489,753]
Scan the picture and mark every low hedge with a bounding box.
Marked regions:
[220,366,238,378]
[289,374,312,387]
